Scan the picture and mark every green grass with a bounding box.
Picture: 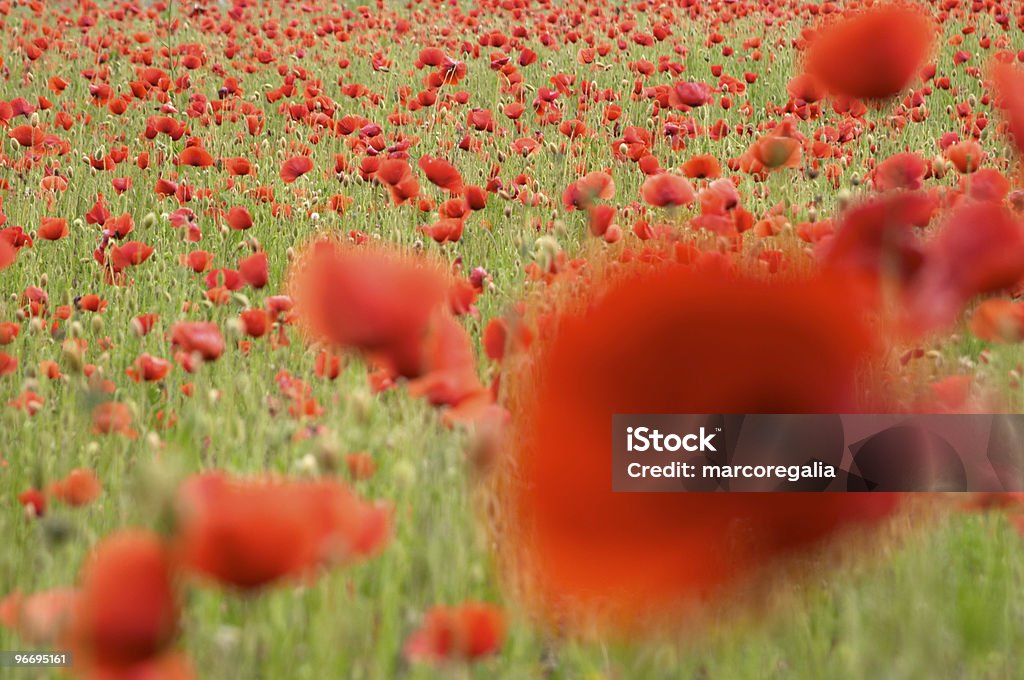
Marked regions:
[2,0,1024,678]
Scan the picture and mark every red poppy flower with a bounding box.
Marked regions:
[668,81,712,109]
[786,73,826,103]
[1,350,20,376]
[239,309,270,338]
[225,157,253,176]
[873,152,927,192]
[681,154,721,179]
[176,146,214,168]
[109,241,155,270]
[0,322,19,345]
[817,190,935,287]
[562,171,615,210]
[404,602,505,664]
[970,299,1024,343]
[805,6,933,99]
[407,313,486,407]
[964,169,1010,203]
[280,155,314,183]
[944,140,984,174]
[0,588,74,645]
[418,155,463,194]
[92,402,137,438]
[238,252,269,289]
[587,204,616,238]
[172,323,224,363]
[48,468,102,506]
[39,217,69,241]
[70,530,180,668]
[0,239,17,270]
[908,201,1024,330]
[173,473,390,590]
[127,353,171,383]
[183,251,213,273]
[17,488,45,517]
[496,262,900,629]
[77,295,108,313]
[640,173,695,207]
[287,239,448,378]
[225,206,253,231]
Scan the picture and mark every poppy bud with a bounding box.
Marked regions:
[836,188,853,211]
[392,460,417,490]
[91,315,104,335]
[295,454,319,476]
[62,342,84,374]
[225,317,244,338]
[314,437,341,473]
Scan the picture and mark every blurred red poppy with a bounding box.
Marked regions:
[496,261,900,630]
[170,322,224,361]
[805,6,933,99]
[0,588,75,645]
[173,473,390,590]
[69,530,180,668]
[640,173,695,207]
[287,239,448,378]
[1,239,18,270]
[92,402,137,438]
[873,152,927,191]
[404,602,505,664]
[238,252,269,289]
[49,469,102,507]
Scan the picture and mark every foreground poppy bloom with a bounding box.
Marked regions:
[69,530,180,668]
[173,473,390,590]
[495,261,901,631]
[404,602,505,664]
[805,6,933,99]
[287,239,448,378]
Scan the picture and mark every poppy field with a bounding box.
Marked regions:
[3,0,1024,678]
